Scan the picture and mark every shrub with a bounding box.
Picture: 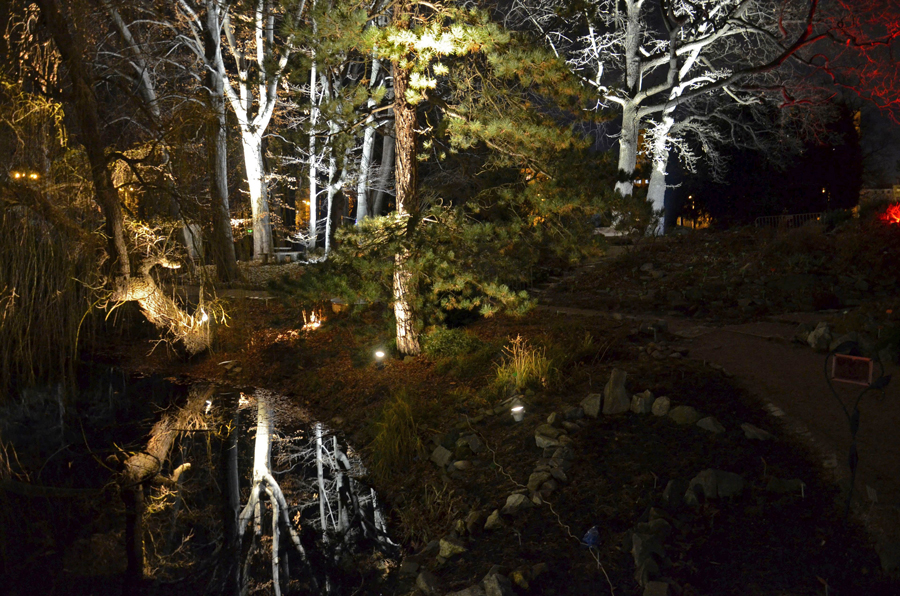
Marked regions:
[368,389,422,479]
[422,327,483,358]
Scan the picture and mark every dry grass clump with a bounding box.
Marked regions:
[494,335,557,392]
[368,388,423,480]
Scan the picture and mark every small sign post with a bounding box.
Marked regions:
[831,354,873,386]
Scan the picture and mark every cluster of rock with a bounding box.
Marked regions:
[794,321,899,364]
[417,367,803,595]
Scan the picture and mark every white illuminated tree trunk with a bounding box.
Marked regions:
[221,0,308,260]
[372,131,395,217]
[238,394,308,596]
[356,59,383,223]
[308,57,321,249]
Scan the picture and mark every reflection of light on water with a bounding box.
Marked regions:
[239,392,250,407]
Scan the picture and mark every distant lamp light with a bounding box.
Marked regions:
[205,399,212,414]
[511,398,525,422]
[199,309,209,323]
[29,172,38,180]
[13,172,21,179]
[375,349,386,369]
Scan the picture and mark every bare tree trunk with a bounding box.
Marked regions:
[308,59,320,249]
[372,132,395,216]
[614,102,639,198]
[203,1,239,282]
[356,59,382,223]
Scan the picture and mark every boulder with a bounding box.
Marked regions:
[741,423,775,441]
[688,469,745,499]
[696,416,725,434]
[668,405,701,425]
[501,493,533,515]
[631,390,655,414]
[643,581,670,596]
[465,510,486,536]
[535,434,561,449]
[439,536,468,559]
[446,586,486,596]
[662,478,688,509]
[484,509,503,531]
[651,396,671,416]
[535,423,563,439]
[581,394,603,418]
[564,406,585,420]
[483,573,514,596]
[808,321,832,352]
[416,570,441,595]
[430,445,453,468]
[527,471,553,492]
[603,369,631,414]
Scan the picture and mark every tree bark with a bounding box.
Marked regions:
[34,0,130,278]
[391,61,421,355]
[356,59,382,223]
[203,0,239,282]
[372,132,395,216]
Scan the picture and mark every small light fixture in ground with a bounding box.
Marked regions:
[375,349,386,369]
[511,398,525,422]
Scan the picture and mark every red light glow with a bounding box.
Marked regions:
[879,203,900,225]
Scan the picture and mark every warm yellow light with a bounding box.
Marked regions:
[375,350,385,359]
[13,172,21,179]
[29,173,38,179]
[199,310,208,323]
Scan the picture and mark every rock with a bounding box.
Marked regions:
[483,573,514,596]
[640,262,655,272]
[581,393,603,418]
[643,581,670,596]
[465,510,486,536]
[829,331,859,353]
[631,390,655,414]
[741,423,775,441]
[715,470,746,498]
[696,416,725,434]
[766,477,805,494]
[439,536,468,559]
[651,396,671,416]
[668,405,700,425]
[535,434,561,449]
[484,509,503,531]
[689,469,745,499]
[635,556,660,587]
[399,558,420,577]
[501,493,533,515]
[416,570,441,595]
[446,586,486,596]
[808,321,832,352]
[876,539,900,575]
[452,460,473,471]
[662,478,688,509]
[561,421,580,432]
[634,518,672,541]
[430,445,453,468]
[564,406,584,420]
[461,433,486,454]
[509,569,529,590]
[546,412,562,425]
[527,471,553,492]
[535,423,563,439]
[552,446,575,461]
[531,562,549,580]
[632,532,665,567]
[603,369,631,414]
[541,479,559,494]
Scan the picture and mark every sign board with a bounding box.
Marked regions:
[831,354,873,386]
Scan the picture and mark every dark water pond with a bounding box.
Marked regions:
[0,368,396,595]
